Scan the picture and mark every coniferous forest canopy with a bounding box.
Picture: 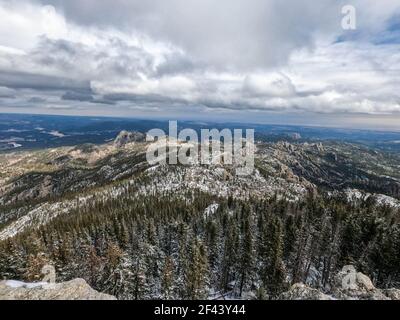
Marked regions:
[1,187,399,300]
[1,114,400,300]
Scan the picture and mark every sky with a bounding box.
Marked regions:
[0,0,400,130]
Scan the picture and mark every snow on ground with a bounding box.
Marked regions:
[5,280,48,289]
[138,164,309,201]
[8,142,22,149]
[0,195,96,241]
[375,194,400,208]
[204,203,219,218]
[0,163,311,240]
[345,188,400,208]
[47,131,66,138]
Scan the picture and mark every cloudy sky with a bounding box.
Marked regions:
[0,0,400,129]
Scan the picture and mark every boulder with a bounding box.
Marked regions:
[383,289,400,300]
[0,279,116,300]
[280,283,333,300]
[335,265,375,295]
[114,130,146,147]
[281,265,400,300]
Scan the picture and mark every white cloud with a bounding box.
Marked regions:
[0,1,68,50]
[243,73,296,98]
[0,0,400,127]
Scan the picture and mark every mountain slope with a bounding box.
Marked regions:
[1,131,400,300]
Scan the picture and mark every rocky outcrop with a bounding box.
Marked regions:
[334,265,374,295]
[281,283,333,300]
[114,130,146,147]
[281,265,400,300]
[0,279,116,300]
[384,289,400,300]
[288,133,302,140]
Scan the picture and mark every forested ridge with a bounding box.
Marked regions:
[1,188,399,300]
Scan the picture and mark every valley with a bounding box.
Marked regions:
[1,122,400,300]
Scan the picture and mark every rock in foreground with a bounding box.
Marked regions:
[281,265,400,300]
[280,283,334,300]
[0,279,116,300]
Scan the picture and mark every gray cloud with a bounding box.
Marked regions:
[0,70,91,92]
[61,90,94,102]
[0,86,16,99]
[38,0,344,70]
[28,97,46,103]
[103,93,183,104]
[0,0,400,128]
[30,36,155,80]
[62,90,116,105]
[155,53,197,76]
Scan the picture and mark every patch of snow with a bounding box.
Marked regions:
[375,194,400,208]
[204,203,219,218]
[8,142,22,149]
[3,129,27,133]
[47,131,66,138]
[0,137,24,142]
[5,280,48,289]
[345,188,400,208]
[146,165,160,173]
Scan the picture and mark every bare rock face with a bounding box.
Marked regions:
[114,130,146,147]
[0,279,116,300]
[333,265,393,300]
[335,265,375,294]
[282,265,400,300]
[280,283,333,300]
[383,289,400,300]
[288,133,302,140]
[312,143,324,153]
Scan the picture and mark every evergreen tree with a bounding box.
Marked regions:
[185,238,209,299]
[161,256,175,299]
[238,205,254,297]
